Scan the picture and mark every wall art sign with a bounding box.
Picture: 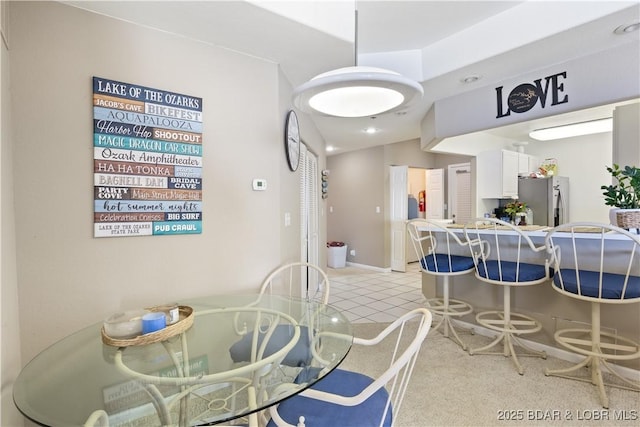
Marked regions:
[93,77,203,237]
[496,71,568,118]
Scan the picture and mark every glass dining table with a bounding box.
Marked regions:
[13,294,353,427]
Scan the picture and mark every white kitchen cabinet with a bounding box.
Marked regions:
[518,153,539,175]
[477,149,519,199]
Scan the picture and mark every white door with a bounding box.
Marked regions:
[447,163,472,224]
[425,169,444,219]
[390,165,408,272]
[300,145,319,294]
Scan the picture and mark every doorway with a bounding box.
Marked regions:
[390,166,444,272]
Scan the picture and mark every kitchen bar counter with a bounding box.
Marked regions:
[443,223,633,239]
[414,222,640,370]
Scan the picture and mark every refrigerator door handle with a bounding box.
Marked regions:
[554,188,564,226]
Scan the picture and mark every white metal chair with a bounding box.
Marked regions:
[230,262,330,367]
[464,218,551,374]
[266,308,433,427]
[406,219,475,350]
[114,307,301,427]
[544,222,640,408]
[259,262,330,304]
[84,410,109,427]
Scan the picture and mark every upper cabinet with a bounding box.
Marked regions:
[477,149,519,199]
[518,153,539,176]
[613,103,640,168]
[477,149,540,199]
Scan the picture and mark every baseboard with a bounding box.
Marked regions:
[452,319,640,382]
[345,262,391,273]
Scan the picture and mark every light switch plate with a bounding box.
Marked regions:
[252,178,267,191]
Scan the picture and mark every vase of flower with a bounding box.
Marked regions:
[517,212,527,226]
[504,200,528,225]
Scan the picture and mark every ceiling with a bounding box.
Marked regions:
[65,1,640,154]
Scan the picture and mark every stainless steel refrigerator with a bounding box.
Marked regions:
[517,176,569,226]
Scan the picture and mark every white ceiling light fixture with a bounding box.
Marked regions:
[529,118,612,141]
[292,10,423,118]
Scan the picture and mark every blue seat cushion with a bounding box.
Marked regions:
[554,269,640,299]
[266,369,392,427]
[294,366,324,384]
[477,260,550,283]
[229,324,311,367]
[421,254,475,273]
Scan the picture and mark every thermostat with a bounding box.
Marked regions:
[252,178,267,191]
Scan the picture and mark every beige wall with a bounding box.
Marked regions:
[326,145,385,267]
[1,2,24,425]
[5,2,325,400]
[327,139,440,269]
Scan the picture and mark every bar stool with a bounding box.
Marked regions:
[464,218,551,374]
[544,222,640,408]
[407,219,475,350]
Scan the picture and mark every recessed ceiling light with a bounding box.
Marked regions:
[461,74,481,84]
[614,22,640,34]
[326,145,335,152]
[364,127,379,134]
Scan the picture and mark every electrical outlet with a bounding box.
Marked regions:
[350,249,356,256]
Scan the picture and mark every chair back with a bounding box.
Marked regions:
[260,262,330,304]
[464,218,551,286]
[406,219,474,276]
[279,308,433,427]
[544,222,640,303]
[84,410,109,427]
[353,308,433,426]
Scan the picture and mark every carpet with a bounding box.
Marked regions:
[338,322,640,427]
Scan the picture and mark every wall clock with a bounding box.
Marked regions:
[285,110,300,172]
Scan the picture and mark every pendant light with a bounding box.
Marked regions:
[293,9,423,118]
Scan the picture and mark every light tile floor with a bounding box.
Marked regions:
[327,263,427,323]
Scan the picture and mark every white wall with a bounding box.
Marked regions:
[524,133,612,223]
[7,2,323,375]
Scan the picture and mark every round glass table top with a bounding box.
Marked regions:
[13,294,352,426]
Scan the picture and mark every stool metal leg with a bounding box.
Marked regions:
[469,286,546,375]
[426,276,473,350]
[545,302,640,408]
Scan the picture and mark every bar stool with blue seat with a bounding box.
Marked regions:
[464,218,551,374]
[544,222,640,408]
[407,219,475,350]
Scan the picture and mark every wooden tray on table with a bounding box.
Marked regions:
[101,305,194,347]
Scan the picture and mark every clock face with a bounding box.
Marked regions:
[285,110,300,172]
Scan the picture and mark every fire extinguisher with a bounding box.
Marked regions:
[418,191,426,212]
